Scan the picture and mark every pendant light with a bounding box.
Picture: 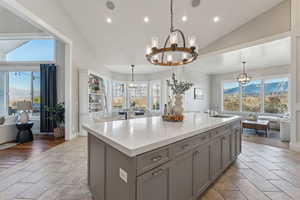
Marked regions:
[145,0,198,66]
[128,65,137,89]
[236,61,251,86]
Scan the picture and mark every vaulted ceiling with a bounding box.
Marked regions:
[58,0,286,74]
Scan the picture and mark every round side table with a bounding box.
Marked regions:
[16,121,34,143]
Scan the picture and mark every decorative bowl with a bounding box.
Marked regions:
[162,115,184,122]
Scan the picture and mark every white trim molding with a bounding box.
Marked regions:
[289,142,300,152]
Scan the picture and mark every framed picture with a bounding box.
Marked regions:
[194,88,204,100]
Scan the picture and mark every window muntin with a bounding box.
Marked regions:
[223,82,240,112]
[242,80,261,113]
[264,78,288,114]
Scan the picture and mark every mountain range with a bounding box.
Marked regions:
[224,81,288,95]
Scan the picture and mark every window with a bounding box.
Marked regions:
[264,78,288,114]
[32,72,41,115]
[151,82,161,111]
[223,82,240,112]
[112,81,125,109]
[242,80,261,112]
[6,71,41,116]
[0,72,6,116]
[222,77,289,114]
[128,83,148,109]
[4,39,55,62]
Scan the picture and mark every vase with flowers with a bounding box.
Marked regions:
[165,73,193,121]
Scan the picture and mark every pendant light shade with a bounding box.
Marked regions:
[236,61,251,85]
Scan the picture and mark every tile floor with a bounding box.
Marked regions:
[0,137,300,200]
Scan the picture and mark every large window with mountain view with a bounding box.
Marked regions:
[242,80,261,112]
[264,78,288,114]
[222,77,289,114]
[223,82,240,112]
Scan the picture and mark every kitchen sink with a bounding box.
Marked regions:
[211,115,233,118]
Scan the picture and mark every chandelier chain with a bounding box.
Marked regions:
[170,0,174,33]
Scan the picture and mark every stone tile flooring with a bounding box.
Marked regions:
[0,137,300,199]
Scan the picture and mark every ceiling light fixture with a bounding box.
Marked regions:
[144,17,149,23]
[106,17,112,23]
[191,0,201,8]
[182,16,188,22]
[106,1,115,10]
[145,0,198,67]
[213,16,220,23]
[128,65,138,89]
[236,61,251,86]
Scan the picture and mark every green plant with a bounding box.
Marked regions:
[167,73,194,95]
[44,103,65,127]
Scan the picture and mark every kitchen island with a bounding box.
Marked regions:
[83,113,241,200]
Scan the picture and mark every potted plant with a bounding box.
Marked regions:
[44,103,65,138]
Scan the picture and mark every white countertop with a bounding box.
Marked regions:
[83,113,240,157]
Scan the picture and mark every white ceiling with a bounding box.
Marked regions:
[59,0,285,74]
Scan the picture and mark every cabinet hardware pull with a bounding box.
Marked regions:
[152,169,164,176]
[201,136,207,140]
[151,156,162,162]
[182,144,189,149]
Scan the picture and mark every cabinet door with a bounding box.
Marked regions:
[211,137,222,180]
[193,144,210,197]
[88,134,105,200]
[236,128,242,155]
[221,132,231,169]
[169,152,194,200]
[231,130,237,160]
[137,164,170,200]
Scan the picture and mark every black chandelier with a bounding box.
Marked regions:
[145,0,198,66]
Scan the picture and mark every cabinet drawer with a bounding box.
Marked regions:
[210,125,230,138]
[172,133,209,157]
[137,147,170,175]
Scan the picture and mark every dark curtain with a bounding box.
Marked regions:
[40,64,57,132]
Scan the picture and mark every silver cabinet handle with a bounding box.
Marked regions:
[151,155,162,162]
[201,136,207,140]
[152,169,164,176]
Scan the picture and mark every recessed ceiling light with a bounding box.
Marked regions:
[213,16,220,23]
[106,17,112,24]
[144,17,149,23]
[182,16,188,22]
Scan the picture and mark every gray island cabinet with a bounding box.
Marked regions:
[83,114,241,200]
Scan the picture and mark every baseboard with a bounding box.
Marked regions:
[289,142,300,152]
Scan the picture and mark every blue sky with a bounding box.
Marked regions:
[6,39,55,62]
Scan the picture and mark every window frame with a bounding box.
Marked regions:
[126,80,149,110]
[149,80,162,113]
[221,74,291,116]
[0,69,41,116]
